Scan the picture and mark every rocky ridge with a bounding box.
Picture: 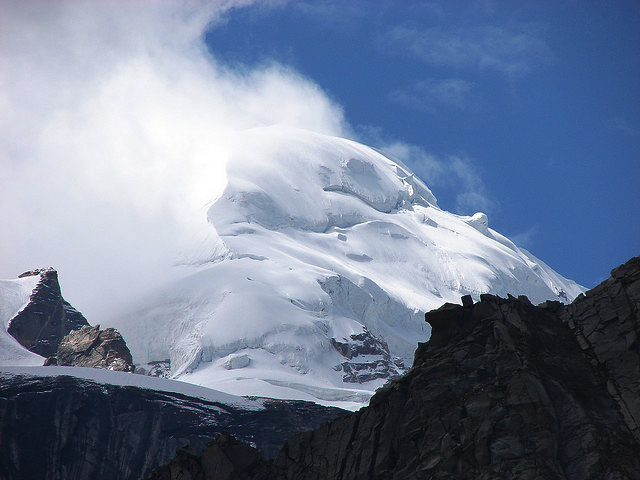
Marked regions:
[7,268,89,357]
[144,256,640,480]
[0,372,346,480]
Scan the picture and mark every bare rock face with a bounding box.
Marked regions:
[147,256,640,480]
[7,268,89,358]
[56,324,135,372]
[560,256,640,443]
[0,373,346,480]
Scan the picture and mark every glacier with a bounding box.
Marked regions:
[1,126,584,410]
[105,126,583,410]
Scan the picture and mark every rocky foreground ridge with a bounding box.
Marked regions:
[0,373,345,480]
[145,256,640,480]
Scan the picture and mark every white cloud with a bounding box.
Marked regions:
[383,22,552,78]
[0,1,347,322]
[448,155,496,213]
[389,78,475,111]
[509,227,537,249]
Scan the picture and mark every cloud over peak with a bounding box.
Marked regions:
[0,1,347,320]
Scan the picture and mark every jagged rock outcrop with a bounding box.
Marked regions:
[7,268,89,357]
[0,373,346,480]
[54,324,135,372]
[146,256,640,480]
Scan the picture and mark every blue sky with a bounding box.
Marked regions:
[204,0,639,288]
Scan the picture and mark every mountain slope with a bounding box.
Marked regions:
[143,256,640,480]
[109,126,583,408]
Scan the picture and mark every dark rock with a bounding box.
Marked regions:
[43,356,58,366]
[461,294,474,307]
[144,432,273,480]
[7,268,89,357]
[56,324,135,372]
[0,373,346,480]
[559,256,640,443]
[18,268,45,278]
[264,256,640,479]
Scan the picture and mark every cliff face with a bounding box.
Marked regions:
[0,373,345,480]
[560,258,640,443]
[7,268,89,358]
[144,256,640,480]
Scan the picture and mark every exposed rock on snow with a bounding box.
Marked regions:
[55,324,135,372]
[136,359,172,377]
[331,327,403,383]
[6,268,88,358]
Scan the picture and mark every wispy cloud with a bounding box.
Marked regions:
[389,78,475,112]
[0,1,347,321]
[608,116,639,136]
[509,227,537,249]
[382,23,552,78]
[448,155,496,213]
[379,141,496,215]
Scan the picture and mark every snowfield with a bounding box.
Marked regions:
[0,275,45,366]
[1,126,584,410]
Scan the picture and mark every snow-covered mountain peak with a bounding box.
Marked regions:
[209,126,438,235]
[1,126,585,410]
[104,126,584,409]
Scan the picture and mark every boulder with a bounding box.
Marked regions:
[56,324,135,372]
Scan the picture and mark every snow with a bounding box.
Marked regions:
[0,365,265,410]
[0,126,585,410]
[0,276,44,366]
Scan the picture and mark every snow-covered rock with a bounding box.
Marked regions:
[0,268,89,365]
[104,126,583,409]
